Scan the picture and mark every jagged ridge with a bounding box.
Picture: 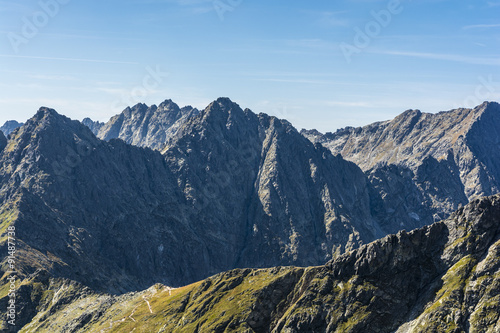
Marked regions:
[84,99,199,150]
[303,102,500,234]
[8,194,500,332]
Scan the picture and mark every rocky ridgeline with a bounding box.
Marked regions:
[6,194,500,332]
[303,101,500,234]
[83,99,199,150]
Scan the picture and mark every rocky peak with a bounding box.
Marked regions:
[394,108,421,121]
[16,107,68,137]
[216,96,238,108]
[81,117,104,134]
[121,103,150,119]
[188,98,257,140]
[203,97,244,118]
[158,99,180,110]
[0,120,24,136]
[300,128,322,137]
[1,108,99,167]
[29,107,69,129]
[181,105,195,113]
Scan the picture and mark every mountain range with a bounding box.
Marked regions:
[1,99,499,332]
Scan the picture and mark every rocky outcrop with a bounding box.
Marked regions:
[84,99,199,150]
[9,194,500,332]
[303,101,500,233]
[0,120,23,136]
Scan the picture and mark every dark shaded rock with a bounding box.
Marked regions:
[12,194,500,332]
[0,131,6,152]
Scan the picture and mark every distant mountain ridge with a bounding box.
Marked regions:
[83,99,199,150]
[303,101,500,234]
[303,102,500,197]
[0,120,23,136]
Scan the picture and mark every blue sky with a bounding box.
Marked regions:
[0,0,499,132]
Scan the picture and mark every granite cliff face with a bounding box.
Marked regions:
[9,194,500,332]
[303,102,500,234]
[83,99,199,150]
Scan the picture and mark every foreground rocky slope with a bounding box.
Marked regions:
[303,102,500,234]
[6,194,499,332]
[83,99,199,150]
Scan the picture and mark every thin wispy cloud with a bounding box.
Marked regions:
[318,11,349,27]
[134,0,212,4]
[463,23,500,30]
[325,101,372,108]
[370,50,500,66]
[0,54,139,65]
[133,0,214,13]
[0,1,30,13]
[284,38,336,50]
[254,78,333,85]
[28,74,77,81]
